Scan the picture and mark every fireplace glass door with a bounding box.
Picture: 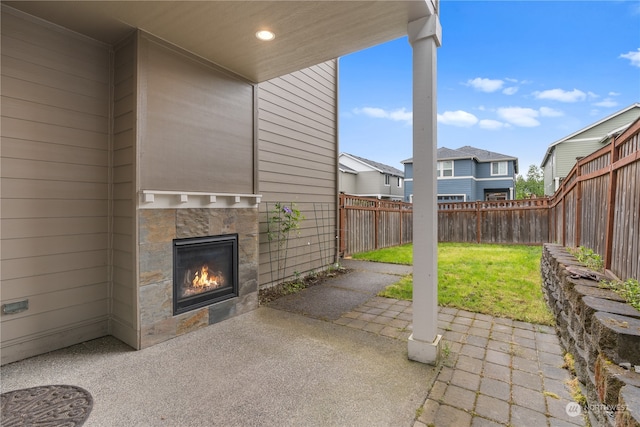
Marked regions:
[173,234,238,315]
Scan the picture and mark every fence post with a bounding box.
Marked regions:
[339,194,346,256]
[374,199,380,250]
[575,165,582,248]
[561,190,566,247]
[547,197,558,243]
[399,203,403,245]
[476,201,481,244]
[603,139,618,270]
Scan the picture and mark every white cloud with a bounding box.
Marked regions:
[353,107,412,124]
[497,107,540,127]
[466,77,504,93]
[504,77,519,83]
[437,110,479,127]
[533,88,587,103]
[502,86,519,95]
[593,98,619,108]
[479,119,509,130]
[539,107,564,117]
[620,48,640,67]
[609,92,621,96]
[388,109,413,122]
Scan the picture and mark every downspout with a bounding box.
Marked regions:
[107,46,115,335]
[334,58,340,265]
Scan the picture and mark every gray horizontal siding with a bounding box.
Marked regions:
[110,33,137,348]
[138,33,255,194]
[257,60,338,287]
[1,6,110,364]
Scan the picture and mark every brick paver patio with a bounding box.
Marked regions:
[335,296,586,427]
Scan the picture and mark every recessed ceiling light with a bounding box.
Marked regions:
[256,30,275,41]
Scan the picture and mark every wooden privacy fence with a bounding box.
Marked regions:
[339,194,548,256]
[438,198,550,244]
[549,118,640,282]
[339,194,412,256]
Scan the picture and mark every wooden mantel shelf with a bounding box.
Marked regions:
[139,190,262,209]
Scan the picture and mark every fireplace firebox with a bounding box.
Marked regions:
[173,234,238,315]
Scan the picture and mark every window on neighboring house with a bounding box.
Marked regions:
[437,195,465,202]
[491,161,508,176]
[397,177,402,188]
[384,174,390,186]
[485,191,507,201]
[437,161,453,177]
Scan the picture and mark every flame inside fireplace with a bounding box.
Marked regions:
[183,264,225,297]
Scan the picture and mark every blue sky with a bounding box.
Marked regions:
[338,0,640,175]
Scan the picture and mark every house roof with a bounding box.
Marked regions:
[340,153,404,177]
[401,145,519,173]
[455,146,517,162]
[338,163,358,174]
[540,103,640,167]
[4,1,435,83]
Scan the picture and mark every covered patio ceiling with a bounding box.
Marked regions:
[5,0,434,83]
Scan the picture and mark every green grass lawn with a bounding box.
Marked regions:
[352,243,554,325]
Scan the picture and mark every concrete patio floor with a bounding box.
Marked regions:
[1,259,586,426]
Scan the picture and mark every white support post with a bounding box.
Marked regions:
[407,13,442,365]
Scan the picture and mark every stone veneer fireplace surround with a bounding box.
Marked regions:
[137,192,260,348]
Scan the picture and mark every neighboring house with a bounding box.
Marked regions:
[339,153,404,201]
[0,3,441,364]
[541,103,640,196]
[402,146,518,202]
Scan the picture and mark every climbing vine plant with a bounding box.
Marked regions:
[266,202,304,284]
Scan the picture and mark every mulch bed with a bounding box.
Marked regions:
[1,385,93,427]
[259,266,350,305]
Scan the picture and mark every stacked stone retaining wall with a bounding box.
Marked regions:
[541,244,640,427]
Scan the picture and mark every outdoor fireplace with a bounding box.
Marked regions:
[173,234,238,315]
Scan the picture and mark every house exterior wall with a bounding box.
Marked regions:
[543,152,555,195]
[409,157,517,202]
[475,160,515,178]
[452,158,472,176]
[554,140,600,182]
[576,108,640,140]
[352,170,381,195]
[339,171,357,194]
[437,178,474,201]
[138,33,255,194]
[353,170,403,199]
[1,7,111,364]
[257,60,338,288]
[389,176,404,199]
[403,163,413,202]
[542,106,640,195]
[339,155,403,200]
[370,171,403,199]
[110,33,138,348]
